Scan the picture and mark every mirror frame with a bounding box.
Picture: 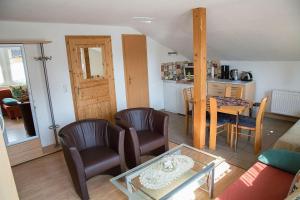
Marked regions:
[79,44,106,80]
[0,44,40,146]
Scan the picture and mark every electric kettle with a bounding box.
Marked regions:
[240,71,253,81]
[230,69,238,80]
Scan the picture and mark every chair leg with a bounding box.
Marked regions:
[247,130,251,142]
[185,114,189,135]
[226,124,231,145]
[254,128,262,155]
[230,125,235,148]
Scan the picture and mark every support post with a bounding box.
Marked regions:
[193,8,207,149]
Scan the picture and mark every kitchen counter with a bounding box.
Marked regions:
[163,78,256,114]
[207,78,254,85]
[163,79,254,85]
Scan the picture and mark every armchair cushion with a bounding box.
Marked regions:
[138,131,165,154]
[80,146,120,179]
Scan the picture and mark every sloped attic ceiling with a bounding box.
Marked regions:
[0,0,299,61]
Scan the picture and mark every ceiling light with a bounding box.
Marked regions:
[132,17,153,24]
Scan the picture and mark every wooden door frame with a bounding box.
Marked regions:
[65,35,116,120]
[122,34,149,108]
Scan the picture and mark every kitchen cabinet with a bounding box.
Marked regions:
[207,80,256,101]
[163,81,192,114]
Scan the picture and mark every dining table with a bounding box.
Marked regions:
[190,96,252,150]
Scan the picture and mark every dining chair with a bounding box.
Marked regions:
[207,97,233,150]
[230,97,268,154]
[225,85,244,99]
[183,87,194,135]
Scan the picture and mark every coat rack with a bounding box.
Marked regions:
[34,43,59,146]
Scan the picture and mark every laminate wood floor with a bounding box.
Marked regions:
[12,143,245,200]
[168,112,295,169]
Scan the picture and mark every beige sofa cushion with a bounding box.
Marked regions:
[274,120,300,152]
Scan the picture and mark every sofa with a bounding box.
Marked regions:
[216,119,300,200]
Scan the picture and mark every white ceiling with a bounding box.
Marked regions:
[0,0,299,60]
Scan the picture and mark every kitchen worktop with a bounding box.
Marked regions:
[163,78,254,85]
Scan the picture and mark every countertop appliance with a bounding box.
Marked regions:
[230,69,238,80]
[240,71,253,81]
[184,66,194,78]
[220,65,230,79]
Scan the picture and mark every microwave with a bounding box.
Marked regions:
[184,66,194,77]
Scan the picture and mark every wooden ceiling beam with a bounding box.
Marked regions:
[193,7,207,149]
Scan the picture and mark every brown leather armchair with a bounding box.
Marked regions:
[115,108,169,169]
[59,119,125,200]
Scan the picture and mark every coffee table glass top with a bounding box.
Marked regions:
[111,144,225,200]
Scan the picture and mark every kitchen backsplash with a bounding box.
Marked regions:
[161,61,191,80]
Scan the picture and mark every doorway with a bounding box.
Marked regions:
[122,34,149,108]
[65,36,117,121]
[0,45,39,146]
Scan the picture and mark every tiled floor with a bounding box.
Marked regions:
[167,112,295,169]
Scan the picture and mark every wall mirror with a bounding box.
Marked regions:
[0,45,39,146]
[80,47,105,79]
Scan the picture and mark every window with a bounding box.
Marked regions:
[0,47,27,86]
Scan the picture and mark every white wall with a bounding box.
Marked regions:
[0,21,188,146]
[221,60,300,111]
[147,37,189,109]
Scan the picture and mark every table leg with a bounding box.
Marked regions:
[209,117,217,150]
[208,167,215,198]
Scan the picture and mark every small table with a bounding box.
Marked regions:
[111,144,225,200]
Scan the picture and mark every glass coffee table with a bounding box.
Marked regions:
[111,144,225,200]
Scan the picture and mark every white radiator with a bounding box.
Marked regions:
[271,90,300,117]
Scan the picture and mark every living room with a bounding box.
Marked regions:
[0,0,300,200]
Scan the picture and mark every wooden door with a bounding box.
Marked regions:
[66,36,117,121]
[122,35,149,108]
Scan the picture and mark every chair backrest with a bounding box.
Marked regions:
[225,85,244,99]
[59,119,109,151]
[115,108,153,132]
[183,87,194,112]
[256,97,268,128]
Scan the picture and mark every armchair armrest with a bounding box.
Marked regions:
[115,117,141,168]
[60,145,88,197]
[107,123,126,171]
[115,118,133,130]
[106,123,125,154]
[151,110,169,136]
[115,118,139,147]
